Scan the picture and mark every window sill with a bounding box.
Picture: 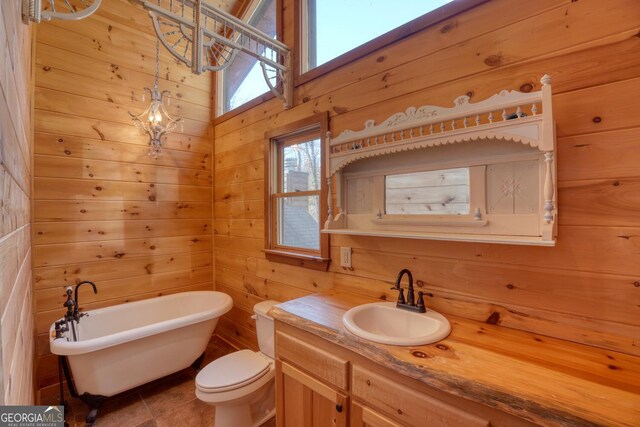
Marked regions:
[263,249,330,271]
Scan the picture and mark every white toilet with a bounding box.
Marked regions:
[196,300,279,427]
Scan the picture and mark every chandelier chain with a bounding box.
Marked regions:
[154,39,160,90]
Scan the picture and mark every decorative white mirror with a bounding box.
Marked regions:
[323,75,556,246]
[384,167,470,216]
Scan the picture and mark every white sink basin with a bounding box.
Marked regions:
[342,302,451,346]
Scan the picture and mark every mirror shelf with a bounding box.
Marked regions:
[324,228,556,247]
[323,75,557,246]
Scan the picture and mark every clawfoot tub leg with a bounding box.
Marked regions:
[79,393,107,425]
[191,351,206,371]
[59,357,106,425]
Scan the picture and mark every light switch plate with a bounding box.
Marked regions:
[340,247,352,268]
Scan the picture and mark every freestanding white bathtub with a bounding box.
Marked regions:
[49,291,232,398]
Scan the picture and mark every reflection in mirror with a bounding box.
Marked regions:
[385,168,469,215]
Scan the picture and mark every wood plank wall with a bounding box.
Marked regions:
[0,1,35,405]
[32,0,219,391]
[213,0,640,357]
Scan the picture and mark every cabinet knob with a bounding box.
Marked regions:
[336,404,343,413]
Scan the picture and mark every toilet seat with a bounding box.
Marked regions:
[196,350,272,393]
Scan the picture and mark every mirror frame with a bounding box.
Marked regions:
[323,75,556,246]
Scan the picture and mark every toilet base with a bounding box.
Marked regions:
[215,404,252,427]
[208,375,275,427]
[214,405,274,427]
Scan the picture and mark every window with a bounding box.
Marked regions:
[265,113,329,269]
[300,0,454,73]
[217,0,276,116]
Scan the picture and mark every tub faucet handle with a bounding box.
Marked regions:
[63,288,76,322]
[54,320,68,339]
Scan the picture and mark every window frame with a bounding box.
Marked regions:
[214,0,282,120]
[264,113,330,270]
[293,0,489,86]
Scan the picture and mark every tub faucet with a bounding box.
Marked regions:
[74,280,98,322]
[391,269,426,313]
[63,287,75,322]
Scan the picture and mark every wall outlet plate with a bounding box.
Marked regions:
[340,247,352,268]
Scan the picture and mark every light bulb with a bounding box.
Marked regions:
[155,111,162,123]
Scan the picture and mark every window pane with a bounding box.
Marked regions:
[282,138,321,192]
[277,195,320,250]
[221,0,276,113]
[306,0,452,70]
[385,168,469,215]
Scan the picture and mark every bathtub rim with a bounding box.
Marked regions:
[49,291,232,356]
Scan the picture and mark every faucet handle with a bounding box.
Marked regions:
[54,320,68,338]
[416,291,426,313]
[396,288,406,305]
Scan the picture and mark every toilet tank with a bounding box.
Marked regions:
[253,300,279,359]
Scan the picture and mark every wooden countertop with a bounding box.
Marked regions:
[270,291,640,427]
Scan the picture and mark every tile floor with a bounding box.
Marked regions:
[42,336,275,427]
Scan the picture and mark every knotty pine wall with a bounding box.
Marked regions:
[0,2,35,404]
[31,0,224,390]
[213,0,640,357]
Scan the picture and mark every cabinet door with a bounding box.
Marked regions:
[277,361,348,427]
[351,402,402,427]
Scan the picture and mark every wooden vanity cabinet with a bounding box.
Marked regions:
[275,321,537,427]
[277,361,348,427]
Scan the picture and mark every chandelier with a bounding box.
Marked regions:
[129,41,183,158]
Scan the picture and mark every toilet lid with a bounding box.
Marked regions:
[196,350,271,392]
